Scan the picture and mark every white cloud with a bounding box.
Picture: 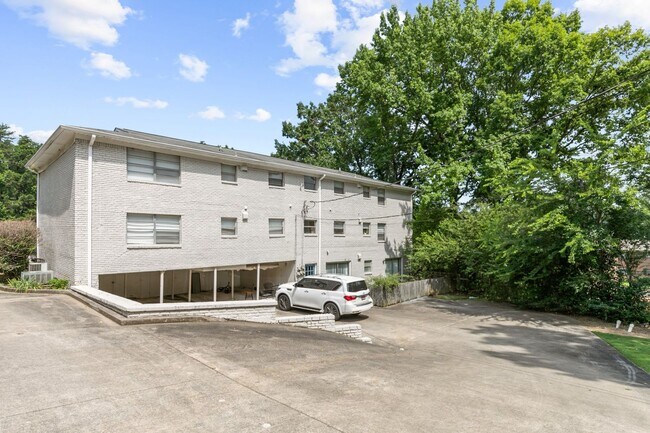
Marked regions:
[238,108,271,122]
[104,96,168,109]
[314,72,340,90]
[7,124,54,143]
[276,0,339,75]
[276,0,389,78]
[574,0,650,31]
[198,106,226,120]
[232,12,250,37]
[87,52,131,79]
[250,108,271,122]
[178,53,209,82]
[4,0,133,49]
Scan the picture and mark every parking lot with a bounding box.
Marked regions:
[1,291,648,432]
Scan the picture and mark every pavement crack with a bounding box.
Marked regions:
[0,379,196,420]
[140,327,346,433]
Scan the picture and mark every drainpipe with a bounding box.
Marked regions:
[318,174,326,274]
[36,172,40,258]
[87,134,96,287]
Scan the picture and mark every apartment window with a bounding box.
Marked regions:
[304,175,317,191]
[363,186,370,198]
[221,164,237,183]
[364,260,372,274]
[127,213,180,245]
[304,219,317,235]
[326,261,349,275]
[221,217,237,236]
[377,223,386,241]
[378,188,386,205]
[268,171,284,187]
[127,148,180,184]
[334,180,345,194]
[333,221,345,236]
[385,258,402,275]
[269,218,285,235]
[362,222,370,236]
[305,263,317,276]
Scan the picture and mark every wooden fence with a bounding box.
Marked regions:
[369,277,451,307]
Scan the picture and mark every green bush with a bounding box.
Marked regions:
[45,278,69,290]
[368,274,405,293]
[7,278,41,292]
[0,220,37,282]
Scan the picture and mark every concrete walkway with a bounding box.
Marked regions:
[1,291,648,432]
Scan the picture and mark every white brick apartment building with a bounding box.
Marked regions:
[26,126,414,303]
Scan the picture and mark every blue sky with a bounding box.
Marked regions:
[1,0,648,155]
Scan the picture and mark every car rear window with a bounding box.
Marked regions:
[347,280,368,292]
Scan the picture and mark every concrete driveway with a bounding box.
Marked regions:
[0,291,648,433]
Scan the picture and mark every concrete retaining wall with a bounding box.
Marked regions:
[370,277,451,307]
[276,314,369,342]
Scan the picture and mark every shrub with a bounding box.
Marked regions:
[0,220,37,282]
[368,274,403,293]
[7,278,41,292]
[45,278,69,290]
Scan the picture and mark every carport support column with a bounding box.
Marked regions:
[231,270,234,300]
[159,271,165,304]
[256,263,260,300]
[188,269,192,303]
[213,268,217,302]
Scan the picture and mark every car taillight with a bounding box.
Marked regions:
[343,295,357,301]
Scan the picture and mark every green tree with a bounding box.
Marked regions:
[0,124,41,220]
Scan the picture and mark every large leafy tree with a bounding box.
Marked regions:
[0,124,40,220]
[275,0,649,319]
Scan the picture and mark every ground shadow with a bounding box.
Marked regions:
[407,297,650,387]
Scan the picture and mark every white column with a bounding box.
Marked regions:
[231,270,234,300]
[256,263,260,300]
[87,134,96,287]
[36,173,40,258]
[213,268,217,302]
[188,269,192,303]
[159,271,165,304]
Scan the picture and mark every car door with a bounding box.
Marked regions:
[291,278,314,308]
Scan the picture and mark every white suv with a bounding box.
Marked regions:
[275,274,373,320]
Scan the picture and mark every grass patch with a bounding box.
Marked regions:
[593,332,650,373]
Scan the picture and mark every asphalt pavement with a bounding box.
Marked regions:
[1,291,648,432]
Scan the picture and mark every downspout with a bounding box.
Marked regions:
[36,172,40,258]
[318,174,326,274]
[87,134,96,287]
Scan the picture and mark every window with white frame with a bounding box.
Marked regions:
[127,213,180,245]
[326,261,349,275]
[364,260,372,274]
[221,217,237,236]
[363,186,370,198]
[304,219,317,235]
[378,188,386,205]
[333,221,345,236]
[334,180,344,194]
[385,258,402,275]
[269,218,285,235]
[377,223,386,241]
[221,164,237,183]
[305,263,317,276]
[268,171,284,187]
[304,175,317,191]
[362,222,370,236]
[127,148,180,184]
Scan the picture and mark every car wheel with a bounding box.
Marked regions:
[324,302,341,320]
[277,294,291,311]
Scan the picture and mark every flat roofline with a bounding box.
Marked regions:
[26,125,416,193]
